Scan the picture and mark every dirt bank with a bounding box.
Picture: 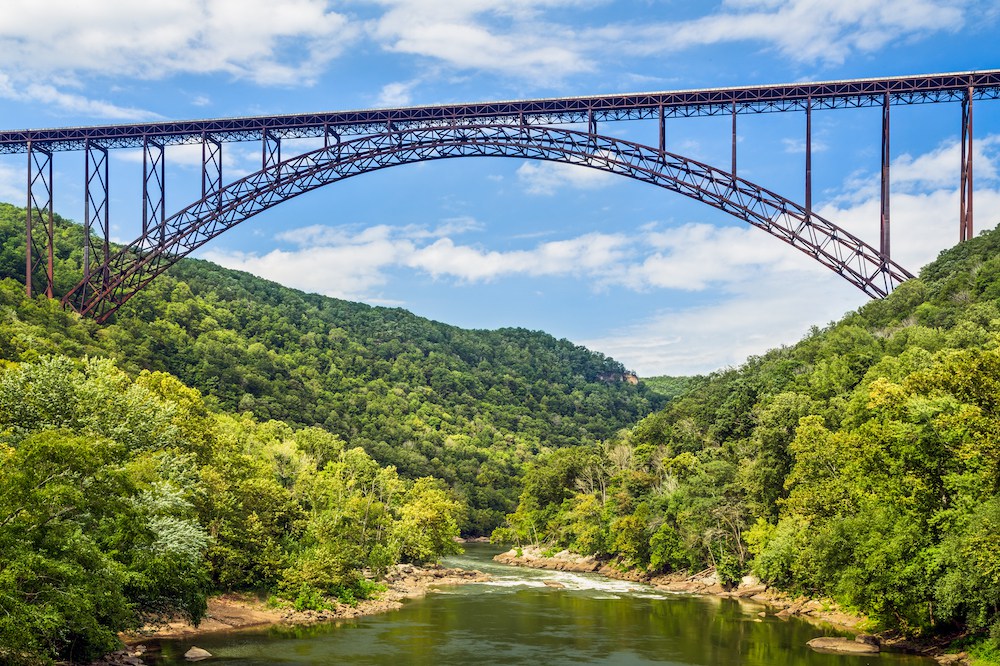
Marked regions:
[115,563,489,646]
[494,546,967,665]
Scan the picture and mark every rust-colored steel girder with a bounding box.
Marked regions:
[9,70,995,308]
[3,71,999,154]
[63,125,914,322]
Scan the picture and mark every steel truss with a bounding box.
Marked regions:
[3,71,999,154]
[7,70,996,312]
[25,143,53,298]
[64,125,914,321]
[83,140,110,302]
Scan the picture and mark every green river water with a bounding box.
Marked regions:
[148,544,934,665]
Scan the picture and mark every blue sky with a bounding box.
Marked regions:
[1,0,999,376]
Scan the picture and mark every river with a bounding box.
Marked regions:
[147,544,933,665]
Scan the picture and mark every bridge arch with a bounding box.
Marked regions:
[65,124,914,321]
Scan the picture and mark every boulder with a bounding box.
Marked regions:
[184,646,213,661]
[806,637,879,654]
[542,580,565,589]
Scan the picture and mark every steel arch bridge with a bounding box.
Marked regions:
[2,69,998,321]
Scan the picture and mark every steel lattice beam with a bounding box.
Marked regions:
[142,137,165,242]
[25,142,53,299]
[83,139,110,301]
[961,88,975,242]
[3,70,999,154]
[63,125,914,321]
[202,133,222,211]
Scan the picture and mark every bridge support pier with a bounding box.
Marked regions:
[25,141,54,299]
[202,133,223,211]
[263,129,281,169]
[960,87,974,242]
[880,92,891,261]
[805,97,812,219]
[658,105,666,155]
[84,140,110,301]
[731,101,737,177]
[142,137,165,243]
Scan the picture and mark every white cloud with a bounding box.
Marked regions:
[0,73,154,121]
[892,135,999,191]
[203,241,410,301]
[0,1,984,119]
[364,0,975,83]
[376,80,418,107]
[407,232,630,282]
[782,137,828,154]
[194,132,1000,376]
[0,162,25,202]
[615,223,812,291]
[607,0,967,66]
[582,270,864,376]
[0,0,357,117]
[0,0,356,85]
[585,136,1000,377]
[516,160,617,195]
[367,0,596,83]
[113,142,263,183]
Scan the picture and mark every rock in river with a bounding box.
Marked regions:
[184,646,213,661]
[806,637,879,654]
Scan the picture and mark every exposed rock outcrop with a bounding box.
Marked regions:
[806,637,879,654]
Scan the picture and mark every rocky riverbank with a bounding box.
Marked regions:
[88,564,489,664]
[494,546,968,666]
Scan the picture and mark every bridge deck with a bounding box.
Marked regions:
[2,70,999,154]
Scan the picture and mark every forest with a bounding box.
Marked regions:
[0,202,662,536]
[4,200,1000,662]
[496,222,1000,662]
[0,203,660,663]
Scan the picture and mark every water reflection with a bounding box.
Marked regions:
[149,544,932,665]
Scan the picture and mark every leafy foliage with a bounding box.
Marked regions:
[0,201,660,663]
[0,202,661,535]
[495,221,1000,653]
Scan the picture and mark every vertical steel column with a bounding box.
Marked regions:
[142,136,165,242]
[323,124,335,148]
[263,129,281,181]
[588,108,597,137]
[25,142,54,299]
[201,133,223,210]
[658,105,666,155]
[960,87,974,242]
[805,96,812,219]
[880,92,891,261]
[83,139,110,298]
[731,101,737,177]
[324,125,341,162]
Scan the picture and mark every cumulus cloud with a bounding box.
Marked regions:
[0,0,357,118]
[367,0,596,83]
[113,142,262,181]
[892,135,1000,191]
[0,1,985,119]
[581,270,865,377]
[0,162,25,202]
[407,232,631,282]
[376,80,419,107]
[604,0,967,66]
[0,0,355,85]
[364,0,975,84]
[583,135,1000,376]
[516,160,617,195]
